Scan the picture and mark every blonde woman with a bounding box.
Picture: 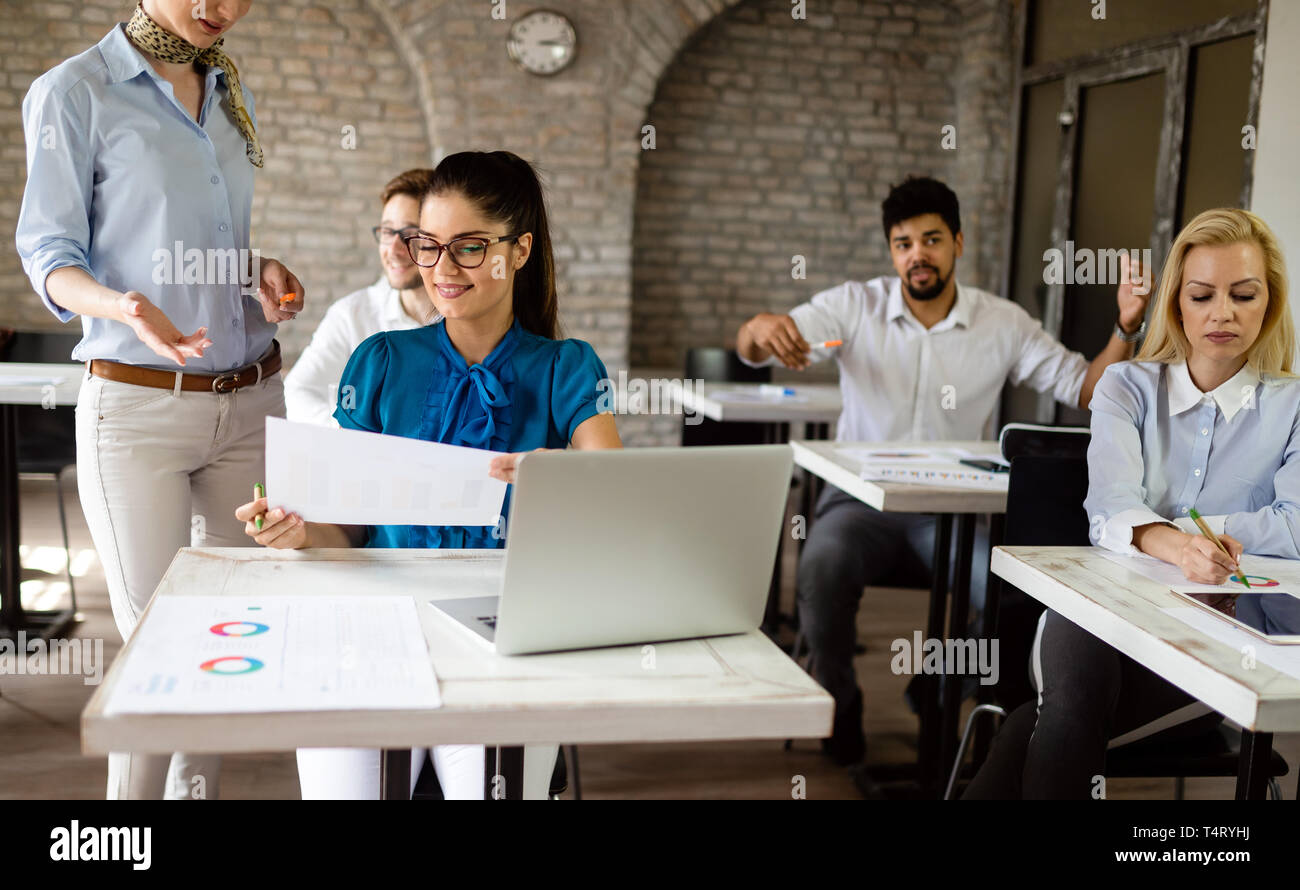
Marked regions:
[966,208,1300,798]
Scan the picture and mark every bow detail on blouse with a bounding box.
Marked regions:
[438,361,511,448]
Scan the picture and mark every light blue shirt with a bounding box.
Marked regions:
[15,23,275,372]
[1085,360,1300,559]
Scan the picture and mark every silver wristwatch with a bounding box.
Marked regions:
[1115,319,1146,343]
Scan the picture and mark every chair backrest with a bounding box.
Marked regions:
[0,329,81,473]
[999,422,1090,465]
[992,426,1091,710]
[0,329,83,364]
[1004,454,1092,547]
[680,347,771,446]
[684,346,771,384]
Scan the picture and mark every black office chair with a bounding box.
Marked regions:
[0,329,82,614]
[946,425,1290,799]
[680,346,771,447]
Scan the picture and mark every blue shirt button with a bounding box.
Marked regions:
[219,223,229,232]
[210,175,220,184]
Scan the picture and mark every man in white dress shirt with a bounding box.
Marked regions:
[736,176,1150,766]
[284,169,441,425]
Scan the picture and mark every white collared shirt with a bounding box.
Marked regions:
[1086,360,1300,557]
[284,277,438,426]
[741,277,1089,441]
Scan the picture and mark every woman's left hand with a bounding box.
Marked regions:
[256,257,305,322]
[489,448,554,484]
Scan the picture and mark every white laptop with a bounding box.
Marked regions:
[428,444,793,655]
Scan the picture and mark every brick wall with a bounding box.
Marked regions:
[0,0,430,361]
[1,0,1014,446]
[631,0,1016,369]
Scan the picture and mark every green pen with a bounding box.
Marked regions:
[1188,508,1250,588]
[254,482,265,531]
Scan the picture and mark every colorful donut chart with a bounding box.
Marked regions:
[199,656,264,675]
[1230,575,1280,588]
[209,621,270,637]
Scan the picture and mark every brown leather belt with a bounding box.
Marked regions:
[88,340,281,393]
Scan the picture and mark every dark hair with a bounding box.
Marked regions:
[881,176,961,242]
[423,151,558,340]
[380,168,438,207]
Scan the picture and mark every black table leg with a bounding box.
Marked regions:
[380,748,411,800]
[0,404,21,635]
[761,421,793,636]
[940,513,976,792]
[971,512,1005,768]
[918,513,952,794]
[1235,730,1273,800]
[485,745,525,800]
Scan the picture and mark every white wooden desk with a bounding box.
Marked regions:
[675,381,841,427]
[0,362,84,640]
[993,545,1300,799]
[83,547,834,799]
[791,439,1007,795]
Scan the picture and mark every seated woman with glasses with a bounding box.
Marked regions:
[234,150,623,799]
[964,208,1300,799]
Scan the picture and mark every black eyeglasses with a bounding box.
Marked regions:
[403,234,521,269]
[372,225,420,245]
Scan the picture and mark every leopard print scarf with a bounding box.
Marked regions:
[124,2,263,168]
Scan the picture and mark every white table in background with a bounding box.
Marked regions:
[0,362,84,640]
[790,439,1007,796]
[674,381,841,439]
[82,547,834,800]
[993,545,1300,799]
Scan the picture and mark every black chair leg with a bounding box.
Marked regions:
[53,470,76,613]
[567,745,581,800]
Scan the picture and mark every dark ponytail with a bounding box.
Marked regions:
[424,150,559,340]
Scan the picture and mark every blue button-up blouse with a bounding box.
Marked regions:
[334,319,609,549]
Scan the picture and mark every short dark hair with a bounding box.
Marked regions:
[380,168,438,207]
[881,176,961,241]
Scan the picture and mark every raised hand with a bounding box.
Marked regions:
[1116,251,1152,335]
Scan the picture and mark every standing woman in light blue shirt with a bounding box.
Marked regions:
[966,208,1300,798]
[15,1,304,800]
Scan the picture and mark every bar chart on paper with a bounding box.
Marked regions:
[103,595,441,715]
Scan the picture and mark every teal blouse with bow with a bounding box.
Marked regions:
[334,319,609,549]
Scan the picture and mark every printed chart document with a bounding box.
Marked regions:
[1098,549,1300,595]
[836,445,1009,490]
[104,595,441,715]
[265,416,507,526]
